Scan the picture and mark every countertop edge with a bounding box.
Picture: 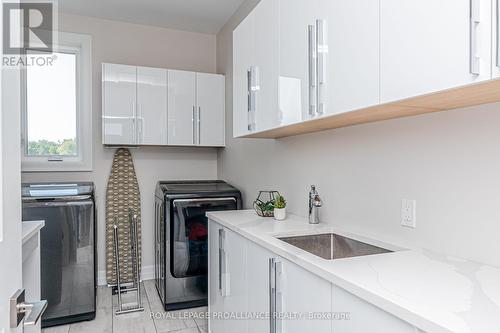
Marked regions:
[22,220,45,244]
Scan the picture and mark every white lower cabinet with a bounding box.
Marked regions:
[246,240,274,332]
[223,226,248,333]
[208,222,225,333]
[280,258,332,333]
[209,222,423,333]
[208,222,248,333]
[332,285,420,332]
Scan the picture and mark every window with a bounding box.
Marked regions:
[21,32,92,171]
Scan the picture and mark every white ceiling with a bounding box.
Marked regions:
[59,0,246,34]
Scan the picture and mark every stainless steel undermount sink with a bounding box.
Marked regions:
[277,233,391,260]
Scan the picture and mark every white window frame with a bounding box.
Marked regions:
[21,31,92,172]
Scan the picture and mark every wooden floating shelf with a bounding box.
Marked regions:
[242,79,500,139]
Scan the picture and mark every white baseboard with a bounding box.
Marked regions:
[97,265,155,286]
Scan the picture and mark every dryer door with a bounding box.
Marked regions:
[170,197,237,278]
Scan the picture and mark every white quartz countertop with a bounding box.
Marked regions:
[22,220,44,244]
[206,210,500,333]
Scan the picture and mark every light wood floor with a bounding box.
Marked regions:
[42,280,208,333]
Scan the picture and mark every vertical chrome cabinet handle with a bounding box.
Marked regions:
[219,229,230,296]
[316,19,328,115]
[308,25,317,117]
[247,68,252,131]
[470,0,481,75]
[218,228,224,292]
[192,106,196,144]
[269,258,277,333]
[247,66,259,131]
[269,258,283,333]
[275,260,283,333]
[137,104,143,144]
[132,102,137,144]
[198,106,201,145]
[497,0,500,67]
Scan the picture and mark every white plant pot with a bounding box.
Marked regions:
[274,208,286,221]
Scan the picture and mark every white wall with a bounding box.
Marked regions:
[217,2,500,268]
[22,14,219,284]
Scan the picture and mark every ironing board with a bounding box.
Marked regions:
[105,148,142,285]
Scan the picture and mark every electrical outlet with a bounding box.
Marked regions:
[401,199,416,228]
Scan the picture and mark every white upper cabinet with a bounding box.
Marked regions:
[233,0,499,138]
[233,12,255,138]
[279,0,319,123]
[320,0,380,114]
[137,66,168,145]
[102,63,137,145]
[279,0,379,122]
[167,70,196,146]
[380,0,492,103]
[168,70,226,146]
[253,0,280,131]
[233,0,280,137]
[103,64,224,146]
[196,73,225,146]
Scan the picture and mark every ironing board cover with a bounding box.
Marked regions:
[105,148,142,285]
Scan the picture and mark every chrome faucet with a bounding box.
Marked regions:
[308,185,323,224]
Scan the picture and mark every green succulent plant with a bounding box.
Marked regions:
[273,195,287,209]
[258,201,275,212]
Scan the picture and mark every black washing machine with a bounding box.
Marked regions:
[154,180,241,310]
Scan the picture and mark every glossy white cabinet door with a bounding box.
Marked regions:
[196,73,225,146]
[223,228,248,333]
[253,0,280,132]
[279,0,319,124]
[208,221,225,333]
[281,258,332,333]
[246,240,275,333]
[102,63,137,145]
[233,11,255,138]
[332,285,417,332]
[137,66,167,145]
[381,0,491,103]
[167,70,196,145]
[279,0,378,121]
[320,0,379,115]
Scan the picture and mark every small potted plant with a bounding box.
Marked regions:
[253,191,280,217]
[273,195,287,221]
